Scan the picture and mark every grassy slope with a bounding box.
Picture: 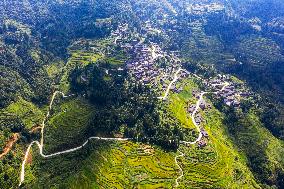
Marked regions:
[229,110,284,187]
[4,98,44,129]
[167,79,260,188]
[23,98,96,187]
[168,78,197,130]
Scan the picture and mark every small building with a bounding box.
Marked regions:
[192,89,199,97]
[187,105,196,114]
[143,77,150,84]
[198,140,207,148]
[233,100,240,107]
[200,99,207,110]
[207,104,212,109]
[170,85,176,90]
[224,99,233,106]
[240,92,249,97]
[200,128,209,138]
[195,117,202,125]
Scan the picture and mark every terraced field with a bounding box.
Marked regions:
[166,78,260,188]
[22,75,262,188]
[80,141,178,188]
[59,50,104,92]
[43,98,97,154]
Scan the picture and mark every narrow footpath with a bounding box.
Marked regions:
[174,149,185,188]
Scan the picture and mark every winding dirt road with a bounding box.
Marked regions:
[155,67,230,187]
[19,70,230,187]
[180,92,208,145]
[19,92,130,187]
[173,82,229,187]
[174,149,185,188]
[158,68,183,100]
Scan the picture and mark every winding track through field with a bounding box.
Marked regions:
[157,68,229,187]
[169,72,229,187]
[174,149,185,188]
[19,69,229,187]
[19,91,131,187]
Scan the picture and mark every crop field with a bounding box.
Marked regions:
[23,77,262,189]
[167,78,260,188]
[178,107,260,188]
[69,51,103,67]
[77,141,179,189]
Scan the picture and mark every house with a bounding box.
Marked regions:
[195,117,202,125]
[192,89,199,97]
[224,99,233,106]
[175,87,183,93]
[143,77,150,84]
[126,63,133,69]
[198,140,207,147]
[200,128,209,138]
[240,92,249,97]
[233,100,240,107]
[187,105,196,114]
[207,104,212,109]
[200,99,206,110]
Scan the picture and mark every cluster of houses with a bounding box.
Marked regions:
[113,24,214,147]
[207,75,250,108]
[220,85,241,107]
[111,24,130,43]
[160,69,189,93]
[111,23,187,94]
[198,128,209,147]
[126,43,164,85]
[187,3,225,15]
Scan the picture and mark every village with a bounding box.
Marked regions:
[206,74,251,107]
[186,2,225,15]
[111,24,189,96]
[110,23,252,148]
